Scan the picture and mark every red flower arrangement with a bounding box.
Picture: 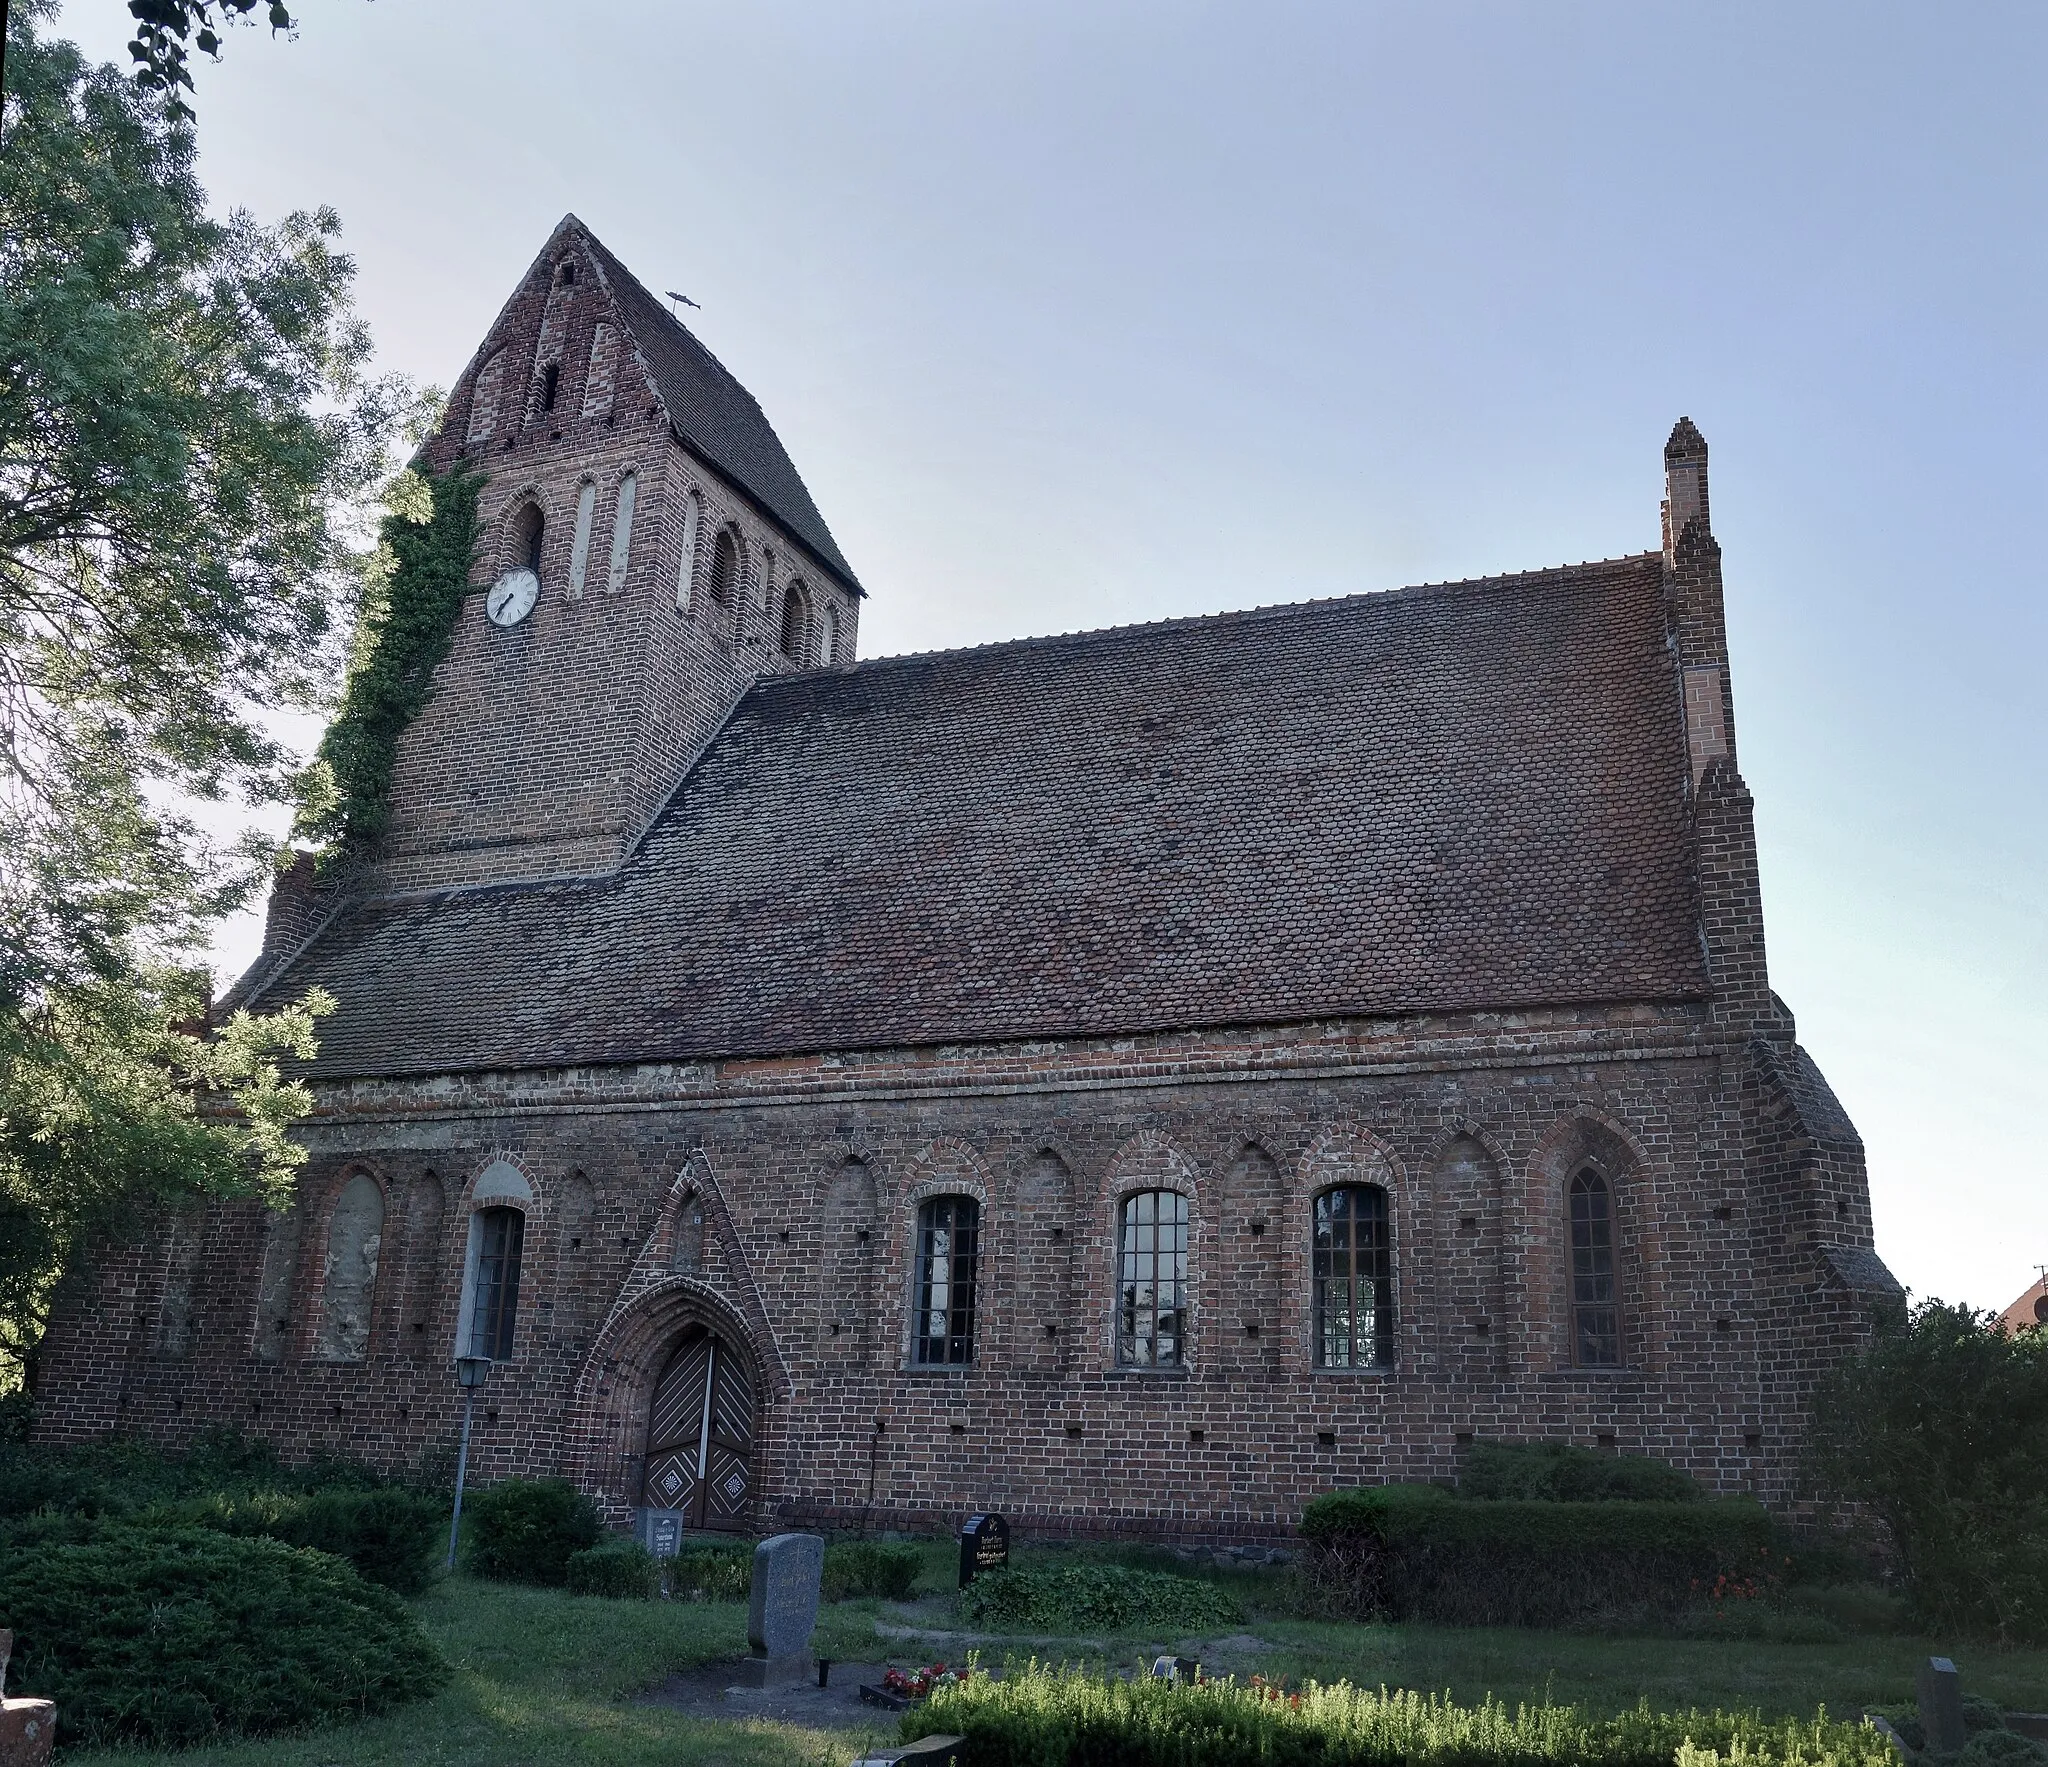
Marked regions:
[881,1662,973,1701]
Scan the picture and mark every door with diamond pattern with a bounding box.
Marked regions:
[641,1328,754,1530]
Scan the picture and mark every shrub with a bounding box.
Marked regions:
[462,1477,602,1585]
[566,1538,662,1599]
[824,1539,921,1601]
[1804,1299,2048,1641]
[665,1541,752,1601]
[957,1565,1245,1633]
[0,1526,447,1748]
[909,1662,1897,1767]
[1299,1483,1775,1626]
[1460,1440,1701,1503]
[269,1486,444,1595]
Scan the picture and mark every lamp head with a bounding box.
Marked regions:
[455,1354,490,1390]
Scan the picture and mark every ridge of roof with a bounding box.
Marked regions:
[771,549,1665,684]
[567,219,863,593]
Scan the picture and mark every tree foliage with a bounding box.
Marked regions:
[124,0,297,122]
[1803,1299,2048,1641]
[0,2,419,1385]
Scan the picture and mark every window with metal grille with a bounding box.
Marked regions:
[468,1206,525,1361]
[709,527,741,604]
[1117,1189,1188,1367]
[1568,1169,1621,1367]
[912,1196,979,1364]
[1313,1184,1394,1368]
[779,583,809,659]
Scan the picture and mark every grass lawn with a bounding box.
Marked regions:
[64,1559,2048,1766]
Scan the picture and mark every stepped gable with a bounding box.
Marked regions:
[260,552,1708,1078]
[575,222,860,592]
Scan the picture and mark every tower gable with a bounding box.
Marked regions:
[375,218,861,895]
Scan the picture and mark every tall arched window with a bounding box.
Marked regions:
[539,361,561,412]
[568,480,597,596]
[513,502,545,578]
[316,1173,384,1361]
[1313,1185,1392,1368]
[676,492,702,611]
[779,584,809,660]
[709,527,741,605]
[1568,1168,1621,1367]
[606,472,637,593]
[1117,1189,1188,1367]
[466,1205,525,1361]
[912,1196,980,1365]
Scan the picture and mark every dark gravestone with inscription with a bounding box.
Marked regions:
[635,1507,684,1560]
[739,1532,824,1687]
[1918,1656,1966,1755]
[958,1513,1010,1589]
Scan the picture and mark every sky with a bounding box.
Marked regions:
[52,0,2048,1314]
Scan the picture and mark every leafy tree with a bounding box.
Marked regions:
[1804,1298,2048,1641]
[124,1,297,122]
[0,1,420,1388]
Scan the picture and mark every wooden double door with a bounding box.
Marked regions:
[641,1328,754,1530]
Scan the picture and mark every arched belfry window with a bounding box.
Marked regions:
[1568,1168,1621,1367]
[513,502,545,578]
[1313,1185,1393,1368]
[1117,1189,1188,1367]
[709,527,741,605]
[539,361,561,413]
[912,1196,980,1365]
[779,584,809,660]
[558,260,576,286]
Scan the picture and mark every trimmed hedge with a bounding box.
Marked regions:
[958,1565,1245,1633]
[825,1539,922,1601]
[0,1526,447,1748]
[1460,1440,1701,1503]
[143,1486,444,1594]
[1300,1483,1776,1625]
[566,1539,662,1599]
[667,1542,752,1601]
[909,1663,1898,1767]
[462,1477,603,1585]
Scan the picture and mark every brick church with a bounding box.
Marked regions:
[33,216,1900,1542]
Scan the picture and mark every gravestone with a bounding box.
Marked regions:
[635,1508,684,1560]
[1,1629,58,1767]
[738,1532,824,1687]
[958,1513,1010,1588]
[1918,1656,1966,1756]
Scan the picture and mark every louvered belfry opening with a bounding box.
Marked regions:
[641,1325,755,1530]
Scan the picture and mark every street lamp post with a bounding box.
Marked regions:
[447,1354,490,1571]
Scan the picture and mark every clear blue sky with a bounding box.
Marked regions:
[55,0,2046,1313]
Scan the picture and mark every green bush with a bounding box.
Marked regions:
[1299,1483,1775,1626]
[957,1565,1245,1633]
[1460,1440,1701,1503]
[1805,1299,2048,1641]
[0,1526,447,1748]
[462,1477,603,1585]
[665,1541,752,1601]
[909,1662,1897,1767]
[824,1539,921,1601]
[135,1484,444,1594]
[566,1538,662,1599]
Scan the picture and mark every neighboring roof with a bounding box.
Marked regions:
[573,219,861,592]
[2001,1278,2048,1335]
[261,553,1709,1079]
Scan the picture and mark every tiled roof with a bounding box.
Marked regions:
[263,554,1708,1078]
[574,220,861,592]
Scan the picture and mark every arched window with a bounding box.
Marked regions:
[709,527,741,605]
[671,1191,706,1275]
[1117,1189,1188,1367]
[540,361,561,412]
[607,472,637,593]
[817,603,838,664]
[558,260,576,286]
[779,583,809,660]
[316,1173,384,1361]
[912,1195,980,1365]
[1313,1185,1393,1368]
[1568,1168,1620,1367]
[513,502,545,578]
[676,492,702,611]
[466,1205,525,1361]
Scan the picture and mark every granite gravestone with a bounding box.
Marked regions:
[958,1513,1009,1589]
[1918,1656,1966,1755]
[739,1533,824,1687]
[635,1508,684,1560]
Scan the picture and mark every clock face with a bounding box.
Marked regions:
[487,568,539,628]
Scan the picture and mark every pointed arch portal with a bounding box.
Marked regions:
[641,1326,755,1530]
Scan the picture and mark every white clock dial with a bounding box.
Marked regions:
[487,568,539,627]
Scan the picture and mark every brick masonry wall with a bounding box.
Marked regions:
[31,1004,1887,1544]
